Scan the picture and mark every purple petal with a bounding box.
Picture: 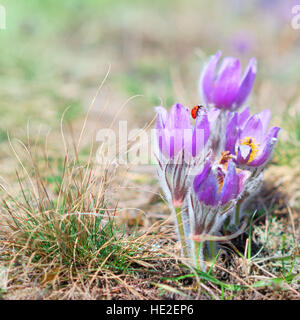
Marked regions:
[155,104,193,159]
[166,103,191,130]
[156,127,176,159]
[199,51,222,104]
[169,134,175,158]
[197,173,219,206]
[237,145,251,165]
[213,58,241,109]
[237,170,251,194]
[225,113,239,154]
[258,109,271,134]
[192,112,210,157]
[155,107,169,157]
[155,106,168,129]
[237,106,250,128]
[182,128,193,158]
[193,161,211,192]
[220,161,239,205]
[234,58,257,109]
[247,126,280,167]
[165,104,192,157]
[193,162,218,206]
[240,114,264,143]
[266,126,281,140]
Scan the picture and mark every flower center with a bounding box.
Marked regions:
[219,151,233,167]
[217,152,233,193]
[240,136,259,163]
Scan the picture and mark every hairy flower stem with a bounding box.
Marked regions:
[235,200,241,225]
[194,241,203,270]
[235,190,250,226]
[174,206,189,258]
[208,240,217,259]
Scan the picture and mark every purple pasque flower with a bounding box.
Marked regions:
[225,107,280,168]
[193,160,249,207]
[154,104,211,258]
[155,103,210,160]
[187,160,250,269]
[199,51,257,111]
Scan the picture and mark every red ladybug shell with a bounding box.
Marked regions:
[191,105,203,119]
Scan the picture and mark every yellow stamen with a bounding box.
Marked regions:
[240,136,259,163]
[219,151,233,169]
[217,151,233,192]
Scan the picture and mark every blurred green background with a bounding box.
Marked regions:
[0,0,300,169]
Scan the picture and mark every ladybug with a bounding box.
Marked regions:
[191,105,204,119]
